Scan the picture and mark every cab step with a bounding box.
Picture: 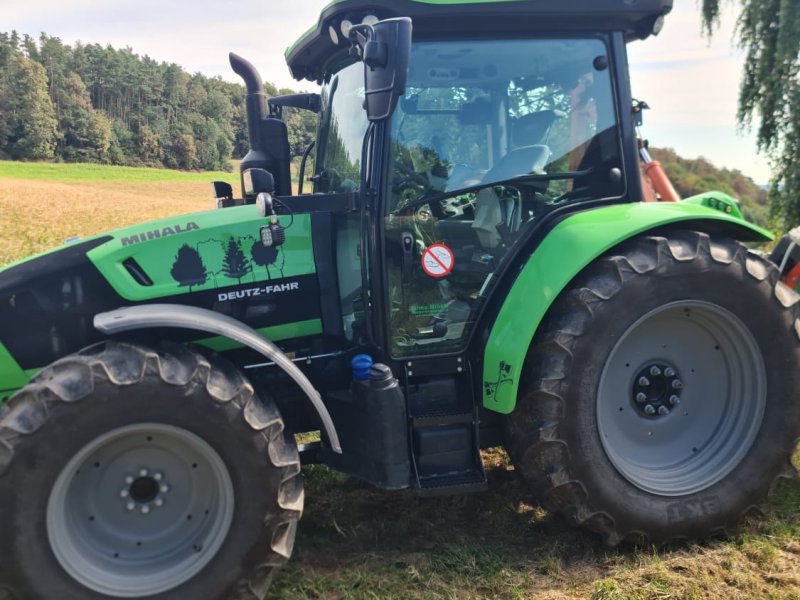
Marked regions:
[404,357,487,497]
[417,469,487,497]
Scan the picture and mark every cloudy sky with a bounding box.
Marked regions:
[4,0,771,182]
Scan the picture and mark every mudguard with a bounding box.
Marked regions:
[95,304,342,453]
[482,196,772,414]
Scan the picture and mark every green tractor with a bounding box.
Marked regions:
[1,1,798,598]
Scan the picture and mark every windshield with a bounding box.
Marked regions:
[315,61,370,194]
[384,37,622,357]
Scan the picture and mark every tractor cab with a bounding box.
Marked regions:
[226,0,676,490]
[279,0,670,360]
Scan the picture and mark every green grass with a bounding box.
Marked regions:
[268,466,800,599]
[0,160,239,184]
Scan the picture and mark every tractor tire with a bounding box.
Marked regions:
[504,230,800,545]
[0,341,303,599]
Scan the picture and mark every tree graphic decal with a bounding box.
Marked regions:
[222,238,252,283]
[250,239,278,279]
[170,244,208,291]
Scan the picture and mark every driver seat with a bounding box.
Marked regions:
[471,145,550,248]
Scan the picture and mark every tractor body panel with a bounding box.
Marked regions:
[0,206,331,402]
[481,198,771,414]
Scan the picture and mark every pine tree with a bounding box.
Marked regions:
[222,239,252,284]
[0,56,58,159]
[170,244,208,291]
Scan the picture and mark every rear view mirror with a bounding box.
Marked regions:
[348,17,412,122]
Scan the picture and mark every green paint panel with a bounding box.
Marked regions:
[483,201,771,414]
[87,206,316,302]
[194,319,323,351]
[0,342,29,390]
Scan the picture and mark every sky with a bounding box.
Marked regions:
[3,0,772,183]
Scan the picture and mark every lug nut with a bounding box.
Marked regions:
[141,505,151,515]
[154,498,164,508]
[154,472,163,481]
[636,392,647,403]
[672,379,683,390]
[649,366,662,376]
[160,485,169,494]
[139,468,149,477]
[644,404,656,415]
[658,406,670,416]
[120,489,129,498]
[638,376,650,387]
[126,501,136,511]
[664,367,676,377]
[669,395,681,406]
[125,475,134,485]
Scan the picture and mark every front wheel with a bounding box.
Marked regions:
[0,342,303,599]
[505,231,800,544]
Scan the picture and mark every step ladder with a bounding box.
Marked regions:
[403,356,487,497]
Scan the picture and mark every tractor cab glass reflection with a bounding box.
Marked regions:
[384,38,622,357]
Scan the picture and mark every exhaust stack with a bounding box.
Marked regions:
[229,52,291,199]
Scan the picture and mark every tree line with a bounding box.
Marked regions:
[0,31,317,170]
[650,146,769,227]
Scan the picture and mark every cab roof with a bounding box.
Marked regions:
[285,0,673,82]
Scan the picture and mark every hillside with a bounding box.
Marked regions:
[650,147,769,227]
[0,31,316,171]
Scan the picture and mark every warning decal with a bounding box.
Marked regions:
[421,244,454,278]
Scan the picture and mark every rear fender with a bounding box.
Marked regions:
[482,198,771,414]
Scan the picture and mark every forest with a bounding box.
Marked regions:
[0,31,316,170]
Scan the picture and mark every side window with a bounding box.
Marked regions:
[384,38,620,358]
[316,63,369,194]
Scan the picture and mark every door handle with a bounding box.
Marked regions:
[401,232,415,283]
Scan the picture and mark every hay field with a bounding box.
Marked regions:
[0,161,237,266]
[2,161,800,599]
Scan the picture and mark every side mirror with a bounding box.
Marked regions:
[349,17,412,122]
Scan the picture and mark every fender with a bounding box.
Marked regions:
[482,197,772,414]
[94,304,342,453]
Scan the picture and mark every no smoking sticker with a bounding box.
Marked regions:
[421,244,454,278]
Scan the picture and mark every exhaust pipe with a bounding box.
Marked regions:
[229,53,266,152]
[229,53,292,198]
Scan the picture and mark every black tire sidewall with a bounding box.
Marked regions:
[561,251,800,540]
[0,372,284,600]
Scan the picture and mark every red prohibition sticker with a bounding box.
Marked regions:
[421,243,454,278]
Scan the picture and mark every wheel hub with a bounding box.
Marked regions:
[121,469,171,514]
[631,362,682,418]
[597,300,766,496]
[47,423,235,597]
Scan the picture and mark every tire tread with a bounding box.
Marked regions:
[0,341,303,599]
[505,230,800,546]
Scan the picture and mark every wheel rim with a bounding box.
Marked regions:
[597,300,766,496]
[47,423,235,597]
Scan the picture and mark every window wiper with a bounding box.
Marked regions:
[396,169,592,212]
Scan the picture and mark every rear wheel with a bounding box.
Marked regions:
[504,231,800,544]
[0,341,303,599]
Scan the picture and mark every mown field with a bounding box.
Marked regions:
[2,161,800,599]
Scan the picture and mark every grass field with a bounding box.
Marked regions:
[0,160,237,266]
[2,161,800,599]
